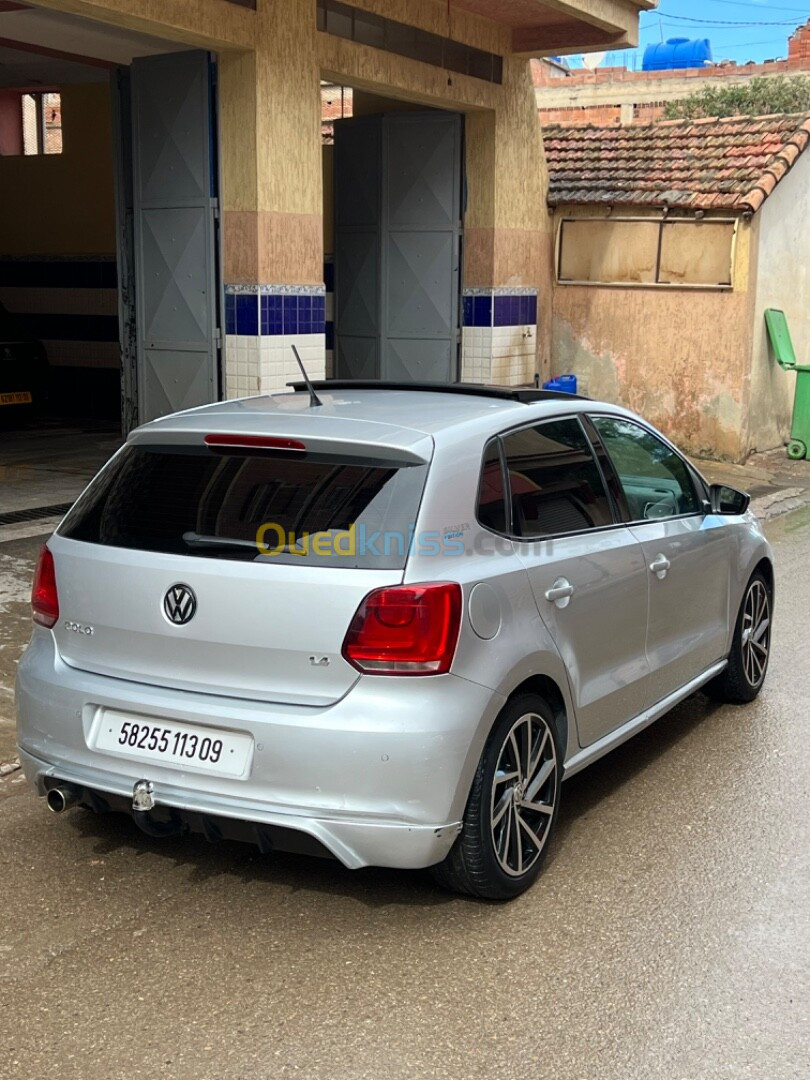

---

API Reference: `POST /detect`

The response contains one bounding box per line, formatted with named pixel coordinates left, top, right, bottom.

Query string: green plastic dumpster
left=764, top=308, right=810, bottom=461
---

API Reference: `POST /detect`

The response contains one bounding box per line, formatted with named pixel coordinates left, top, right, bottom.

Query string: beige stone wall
left=30, top=2, right=551, bottom=292
left=26, top=0, right=255, bottom=49
left=551, top=206, right=756, bottom=461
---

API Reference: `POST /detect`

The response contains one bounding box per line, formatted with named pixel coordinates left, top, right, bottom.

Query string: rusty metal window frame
left=555, top=215, right=739, bottom=291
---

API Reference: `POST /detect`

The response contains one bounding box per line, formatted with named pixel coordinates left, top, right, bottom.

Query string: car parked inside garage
left=0, top=301, right=49, bottom=422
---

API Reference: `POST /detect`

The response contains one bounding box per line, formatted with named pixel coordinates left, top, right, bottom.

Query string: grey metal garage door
left=131, top=50, right=220, bottom=422
left=334, top=112, right=462, bottom=382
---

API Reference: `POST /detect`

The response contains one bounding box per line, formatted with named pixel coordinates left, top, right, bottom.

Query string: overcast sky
left=568, top=0, right=810, bottom=69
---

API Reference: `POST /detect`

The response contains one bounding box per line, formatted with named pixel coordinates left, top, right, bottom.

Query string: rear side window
left=502, top=419, right=614, bottom=538
left=476, top=440, right=507, bottom=534
left=60, top=443, right=428, bottom=569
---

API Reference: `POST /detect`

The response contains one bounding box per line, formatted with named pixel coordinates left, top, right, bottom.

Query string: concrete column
left=219, top=0, right=325, bottom=398
left=461, top=57, right=552, bottom=386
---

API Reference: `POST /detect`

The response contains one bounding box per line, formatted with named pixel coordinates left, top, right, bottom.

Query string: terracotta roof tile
left=544, top=113, right=810, bottom=212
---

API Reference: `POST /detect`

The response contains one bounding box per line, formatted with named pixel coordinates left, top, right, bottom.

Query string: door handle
left=649, top=554, right=671, bottom=579
left=545, top=578, right=574, bottom=607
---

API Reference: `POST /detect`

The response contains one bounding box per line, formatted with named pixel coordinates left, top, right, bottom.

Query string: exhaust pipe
left=46, top=785, right=79, bottom=814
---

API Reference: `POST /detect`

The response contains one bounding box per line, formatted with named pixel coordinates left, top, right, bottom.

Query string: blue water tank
left=642, top=37, right=713, bottom=72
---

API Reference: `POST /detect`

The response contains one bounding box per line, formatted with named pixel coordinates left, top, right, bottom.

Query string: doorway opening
left=0, top=3, right=221, bottom=439
left=322, top=84, right=464, bottom=383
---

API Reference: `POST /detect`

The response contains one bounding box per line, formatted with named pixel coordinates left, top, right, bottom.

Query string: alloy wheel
left=741, top=580, right=770, bottom=689
left=490, top=712, right=558, bottom=877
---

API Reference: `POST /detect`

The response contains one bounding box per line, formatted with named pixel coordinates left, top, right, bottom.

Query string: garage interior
left=0, top=1, right=220, bottom=443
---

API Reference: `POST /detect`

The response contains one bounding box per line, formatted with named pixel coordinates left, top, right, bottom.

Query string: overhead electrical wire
left=641, top=13, right=807, bottom=27
left=687, top=0, right=810, bottom=11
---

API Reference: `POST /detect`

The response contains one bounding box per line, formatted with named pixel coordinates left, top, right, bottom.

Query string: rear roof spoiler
left=287, top=380, right=587, bottom=403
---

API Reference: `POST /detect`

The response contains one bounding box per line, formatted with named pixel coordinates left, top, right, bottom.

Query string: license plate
left=92, top=709, right=253, bottom=778
left=0, top=391, right=32, bottom=406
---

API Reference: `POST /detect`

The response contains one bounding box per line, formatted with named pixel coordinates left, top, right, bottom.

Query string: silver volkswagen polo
left=16, top=383, right=773, bottom=899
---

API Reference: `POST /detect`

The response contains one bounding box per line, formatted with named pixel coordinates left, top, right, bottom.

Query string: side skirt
left=562, top=659, right=728, bottom=780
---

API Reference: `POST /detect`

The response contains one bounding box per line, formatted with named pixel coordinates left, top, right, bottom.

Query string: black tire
left=431, top=694, right=562, bottom=900
left=705, top=571, right=772, bottom=704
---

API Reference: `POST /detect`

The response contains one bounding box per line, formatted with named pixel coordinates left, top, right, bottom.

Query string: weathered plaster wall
left=551, top=207, right=756, bottom=461
left=748, top=151, right=810, bottom=453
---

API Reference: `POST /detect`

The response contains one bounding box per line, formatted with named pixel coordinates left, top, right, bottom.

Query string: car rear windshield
left=59, top=442, right=429, bottom=570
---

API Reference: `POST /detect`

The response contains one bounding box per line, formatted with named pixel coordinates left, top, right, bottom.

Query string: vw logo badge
left=163, top=584, right=197, bottom=625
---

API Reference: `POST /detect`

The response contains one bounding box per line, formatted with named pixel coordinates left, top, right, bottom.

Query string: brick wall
left=535, top=20, right=810, bottom=128
left=789, top=20, right=810, bottom=62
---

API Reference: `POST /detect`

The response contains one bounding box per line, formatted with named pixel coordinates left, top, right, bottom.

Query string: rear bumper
left=16, top=631, right=504, bottom=870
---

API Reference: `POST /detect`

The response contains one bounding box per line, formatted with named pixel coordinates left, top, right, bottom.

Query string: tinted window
left=60, top=444, right=427, bottom=570
left=476, top=440, right=507, bottom=534
left=502, top=419, right=614, bottom=538
left=592, top=417, right=700, bottom=520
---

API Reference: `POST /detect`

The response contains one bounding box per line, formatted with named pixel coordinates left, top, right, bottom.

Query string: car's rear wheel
left=431, top=694, right=561, bottom=900
left=705, top=571, right=772, bottom=704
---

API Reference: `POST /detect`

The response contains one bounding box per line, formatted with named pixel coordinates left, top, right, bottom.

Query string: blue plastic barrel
left=543, top=375, right=578, bottom=395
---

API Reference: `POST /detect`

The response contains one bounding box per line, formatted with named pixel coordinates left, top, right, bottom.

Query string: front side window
left=502, top=419, right=614, bottom=538
left=591, top=417, right=700, bottom=521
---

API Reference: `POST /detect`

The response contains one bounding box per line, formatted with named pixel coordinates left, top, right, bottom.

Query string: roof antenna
left=291, top=344, right=323, bottom=408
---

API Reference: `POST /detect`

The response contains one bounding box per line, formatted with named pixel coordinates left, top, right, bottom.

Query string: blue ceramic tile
left=527, top=295, right=538, bottom=325
left=225, top=293, right=236, bottom=335
left=473, top=295, right=491, bottom=327
left=235, top=294, right=258, bottom=335
left=299, top=296, right=312, bottom=334
left=462, top=296, right=473, bottom=326
left=493, top=297, right=508, bottom=327
left=266, top=295, right=282, bottom=334
left=283, top=296, right=298, bottom=335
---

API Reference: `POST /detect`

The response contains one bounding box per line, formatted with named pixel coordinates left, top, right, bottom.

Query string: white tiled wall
left=224, top=334, right=326, bottom=398
left=461, top=325, right=537, bottom=386
left=259, top=334, right=326, bottom=393
left=224, top=335, right=260, bottom=399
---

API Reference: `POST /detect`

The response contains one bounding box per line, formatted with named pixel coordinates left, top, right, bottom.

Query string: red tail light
left=32, top=546, right=59, bottom=628
left=342, top=582, right=462, bottom=676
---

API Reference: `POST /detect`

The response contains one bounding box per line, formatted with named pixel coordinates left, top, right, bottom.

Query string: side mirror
left=709, top=484, right=750, bottom=516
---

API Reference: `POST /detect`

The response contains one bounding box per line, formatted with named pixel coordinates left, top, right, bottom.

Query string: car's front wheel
left=705, top=571, right=772, bottom=703
left=431, top=694, right=561, bottom=900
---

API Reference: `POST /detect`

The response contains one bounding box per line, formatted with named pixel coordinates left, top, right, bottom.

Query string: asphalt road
left=0, top=513, right=808, bottom=1080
